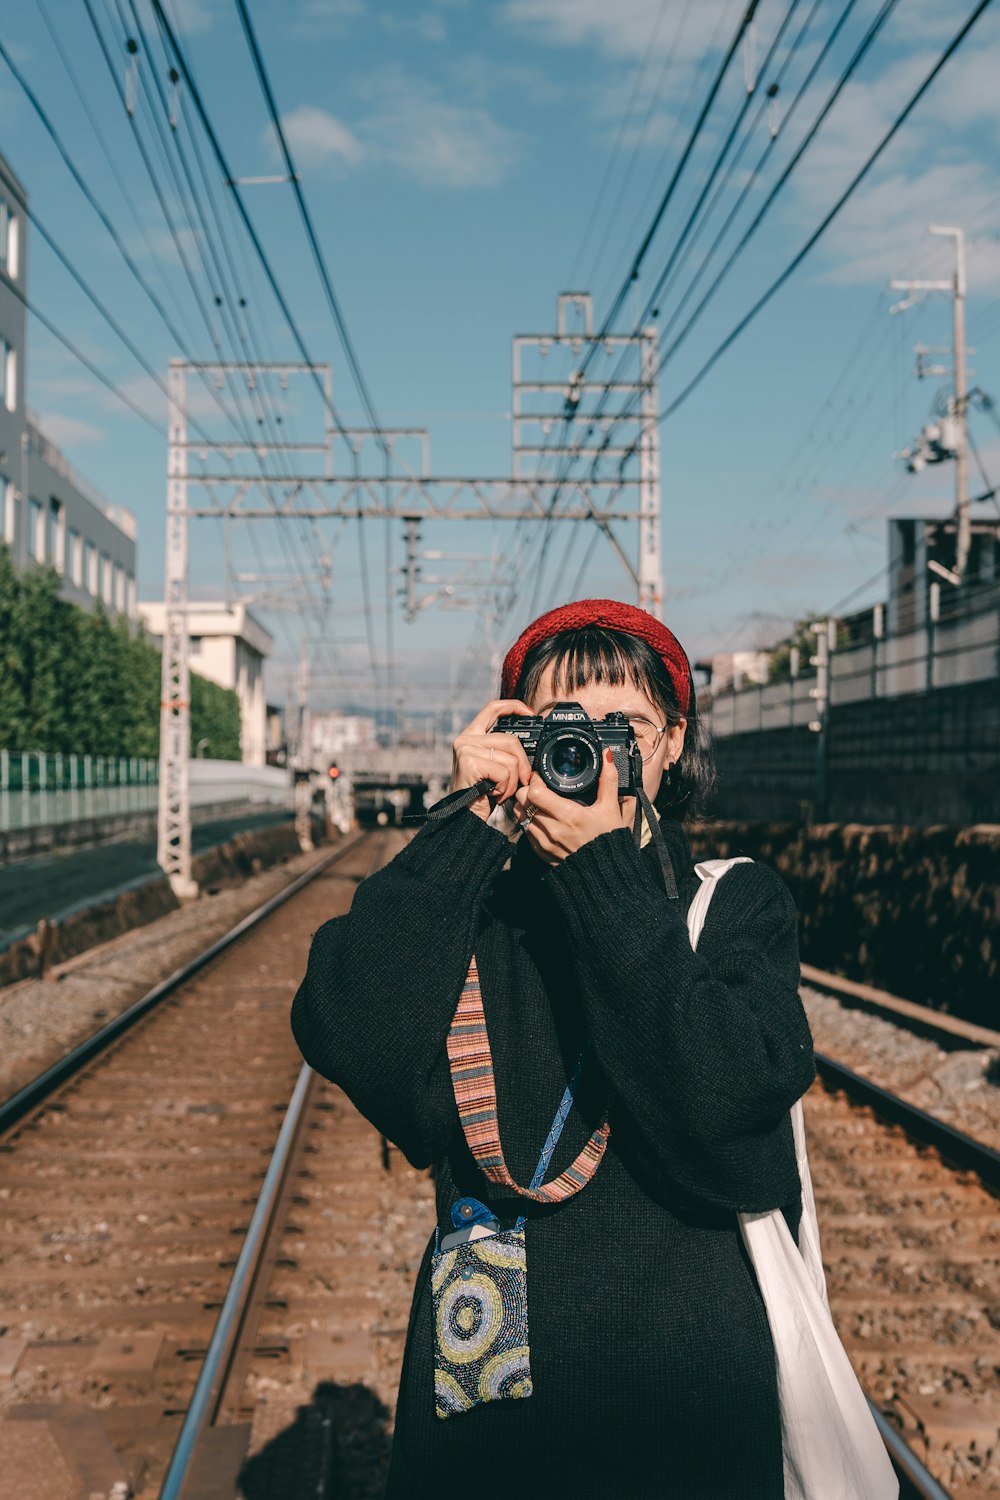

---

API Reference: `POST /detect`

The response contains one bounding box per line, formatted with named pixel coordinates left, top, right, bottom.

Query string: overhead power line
left=146, top=0, right=350, bottom=442
left=663, top=0, right=996, bottom=419
left=660, top=0, right=897, bottom=363
left=10, top=279, right=162, bottom=435
left=576, top=0, right=761, bottom=387
left=229, top=0, right=385, bottom=680
left=566, top=0, right=673, bottom=293
left=232, top=0, right=384, bottom=448
left=0, top=31, right=212, bottom=388
left=146, top=0, right=385, bottom=682
left=638, top=0, right=806, bottom=337
left=547, top=0, right=879, bottom=501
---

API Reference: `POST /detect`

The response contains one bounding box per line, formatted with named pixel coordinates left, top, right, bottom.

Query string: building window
left=29, top=498, right=44, bottom=561
left=84, top=539, right=97, bottom=595
left=47, top=499, right=65, bottom=574
left=0, top=200, right=17, bottom=280
left=0, top=340, right=15, bottom=413
left=126, top=574, right=136, bottom=617
left=101, top=552, right=113, bottom=605
left=900, top=520, right=916, bottom=568
left=69, top=528, right=83, bottom=586
left=113, top=562, right=126, bottom=612
left=1, top=477, right=13, bottom=547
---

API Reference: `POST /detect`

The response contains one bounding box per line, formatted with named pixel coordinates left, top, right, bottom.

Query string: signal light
left=327, top=763, right=340, bottom=780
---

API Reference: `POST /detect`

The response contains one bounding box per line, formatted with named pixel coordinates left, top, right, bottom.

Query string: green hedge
left=0, top=547, right=241, bottom=759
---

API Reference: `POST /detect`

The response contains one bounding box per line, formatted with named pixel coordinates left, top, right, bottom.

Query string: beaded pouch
left=431, top=1227, right=532, bottom=1419
left=431, top=959, right=609, bottom=1419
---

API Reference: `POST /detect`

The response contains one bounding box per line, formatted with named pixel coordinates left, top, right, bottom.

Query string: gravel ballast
left=0, top=843, right=335, bottom=1107
left=801, top=982, right=1000, bottom=1154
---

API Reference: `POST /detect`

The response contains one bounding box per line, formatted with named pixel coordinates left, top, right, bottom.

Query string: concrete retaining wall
left=0, top=799, right=284, bottom=865
left=708, top=676, right=1000, bottom=825
left=688, top=819, right=1000, bottom=1029
left=0, top=822, right=312, bottom=987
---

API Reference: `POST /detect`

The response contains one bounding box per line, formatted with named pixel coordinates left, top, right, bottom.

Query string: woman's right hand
left=451, top=699, right=534, bottom=822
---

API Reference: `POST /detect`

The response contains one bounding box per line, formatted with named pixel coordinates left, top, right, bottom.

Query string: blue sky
left=3, top=0, right=1000, bottom=714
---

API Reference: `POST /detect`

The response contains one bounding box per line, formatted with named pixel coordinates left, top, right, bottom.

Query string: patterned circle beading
left=435, top=1271, right=504, bottom=1365
left=478, top=1344, right=533, bottom=1402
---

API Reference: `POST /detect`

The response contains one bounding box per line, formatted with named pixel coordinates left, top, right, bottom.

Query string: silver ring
left=518, top=803, right=536, bottom=830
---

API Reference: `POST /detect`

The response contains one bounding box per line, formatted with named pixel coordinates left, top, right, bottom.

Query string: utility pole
left=939, top=224, right=970, bottom=581
left=807, top=619, right=833, bottom=822
left=639, top=325, right=662, bottom=617
left=157, top=361, right=197, bottom=900
left=293, top=645, right=313, bottom=853
left=891, top=224, right=970, bottom=580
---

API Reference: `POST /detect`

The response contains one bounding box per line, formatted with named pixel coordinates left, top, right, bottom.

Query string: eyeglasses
left=536, top=705, right=667, bottom=763
left=626, top=715, right=668, bottom=762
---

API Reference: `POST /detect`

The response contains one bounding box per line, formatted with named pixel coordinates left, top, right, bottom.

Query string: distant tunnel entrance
left=353, top=778, right=431, bottom=828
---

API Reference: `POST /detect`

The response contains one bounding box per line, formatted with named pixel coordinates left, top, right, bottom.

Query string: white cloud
left=32, top=412, right=104, bottom=448
left=276, top=105, right=364, bottom=169
left=381, top=10, right=448, bottom=43
left=265, top=72, right=518, bottom=188
left=292, top=0, right=365, bottom=36
left=129, top=221, right=203, bottom=270
left=766, top=22, right=1000, bottom=291
left=171, top=0, right=216, bottom=34
left=501, top=0, right=732, bottom=62
left=133, top=0, right=216, bottom=35
left=444, top=54, right=566, bottom=107
left=357, top=70, right=520, bottom=187
left=815, top=165, right=1000, bottom=292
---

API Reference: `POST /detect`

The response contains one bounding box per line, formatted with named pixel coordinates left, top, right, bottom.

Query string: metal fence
left=707, top=601, right=1000, bottom=738
left=0, top=752, right=293, bottom=834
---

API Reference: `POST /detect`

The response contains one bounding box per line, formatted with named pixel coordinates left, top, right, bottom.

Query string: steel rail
left=870, top=1403, right=954, bottom=1500
left=801, top=962, right=1000, bottom=1051
left=815, top=1050, right=1000, bottom=1192
left=818, top=1051, right=997, bottom=1498
left=158, top=832, right=390, bottom=1499
left=0, top=830, right=367, bottom=1136
left=159, top=1057, right=316, bottom=1500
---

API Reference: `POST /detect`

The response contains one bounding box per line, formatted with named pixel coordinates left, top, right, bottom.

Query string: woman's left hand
left=512, top=750, right=630, bottom=866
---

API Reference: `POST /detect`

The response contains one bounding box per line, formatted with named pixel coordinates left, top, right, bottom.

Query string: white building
left=139, top=602, right=273, bottom=767
left=0, top=151, right=137, bottom=616
left=310, top=711, right=377, bottom=763
left=702, top=650, right=770, bottom=692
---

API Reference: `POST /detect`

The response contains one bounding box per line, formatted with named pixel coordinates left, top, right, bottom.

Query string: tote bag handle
left=687, top=858, right=898, bottom=1500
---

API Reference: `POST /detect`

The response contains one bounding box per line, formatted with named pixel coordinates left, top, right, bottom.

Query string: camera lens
left=551, top=741, right=587, bottom=778
left=537, top=728, right=601, bottom=801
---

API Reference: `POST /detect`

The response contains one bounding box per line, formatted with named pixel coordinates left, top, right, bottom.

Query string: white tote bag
left=686, top=858, right=899, bottom=1500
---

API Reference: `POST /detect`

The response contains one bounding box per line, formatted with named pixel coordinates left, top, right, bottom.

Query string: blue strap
left=515, top=1048, right=588, bottom=1232
left=434, top=1050, right=591, bottom=1249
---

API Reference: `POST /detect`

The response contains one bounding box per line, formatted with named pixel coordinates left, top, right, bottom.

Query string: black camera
left=491, top=701, right=640, bottom=805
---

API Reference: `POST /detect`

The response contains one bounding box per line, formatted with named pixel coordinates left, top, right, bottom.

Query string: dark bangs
left=510, top=625, right=717, bottom=822
left=513, top=628, right=678, bottom=719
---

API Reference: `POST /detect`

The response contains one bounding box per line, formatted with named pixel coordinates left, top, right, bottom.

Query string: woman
left=291, top=598, right=816, bottom=1498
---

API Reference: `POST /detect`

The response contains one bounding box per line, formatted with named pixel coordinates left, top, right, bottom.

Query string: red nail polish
left=605, top=749, right=614, bottom=764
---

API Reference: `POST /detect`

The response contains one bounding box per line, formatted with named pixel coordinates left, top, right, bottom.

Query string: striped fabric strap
left=446, top=957, right=610, bottom=1204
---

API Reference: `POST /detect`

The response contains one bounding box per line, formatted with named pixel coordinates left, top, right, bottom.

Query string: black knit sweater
left=291, top=812, right=816, bottom=1499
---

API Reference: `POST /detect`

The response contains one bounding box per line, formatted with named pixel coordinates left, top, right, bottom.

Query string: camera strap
left=420, top=779, right=495, bottom=822
left=447, top=956, right=610, bottom=1204
left=633, top=779, right=678, bottom=902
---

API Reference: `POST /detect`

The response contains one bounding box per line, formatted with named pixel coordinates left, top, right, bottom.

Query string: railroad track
left=0, top=833, right=995, bottom=1498
left=802, top=966, right=1000, bottom=1499
left=0, top=829, right=434, bottom=1499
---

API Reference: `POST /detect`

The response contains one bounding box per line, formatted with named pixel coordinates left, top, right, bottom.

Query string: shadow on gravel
left=239, top=1380, right=393, bottom=1499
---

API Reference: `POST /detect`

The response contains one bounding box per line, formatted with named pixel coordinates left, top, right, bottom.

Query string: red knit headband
left=500, top=599, right=691, bottom=716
